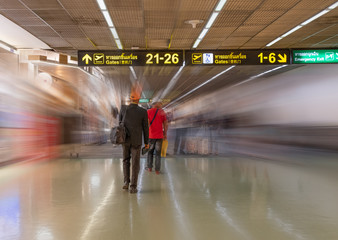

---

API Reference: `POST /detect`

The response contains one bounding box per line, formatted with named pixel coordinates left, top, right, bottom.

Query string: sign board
left=293, top=49, right=338, bottom=64
left=139, top=99, right=150, bottom=103
left=185, top=50, right=290, bottom=65
left=78, top=50, right=184, bottom=66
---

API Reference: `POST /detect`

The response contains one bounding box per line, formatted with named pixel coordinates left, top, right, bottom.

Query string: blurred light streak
left=80, top=180, right=115, bottom=240
left=165, top=65, right=235, bottom=109
left=231, top=65, right=288, bottom=88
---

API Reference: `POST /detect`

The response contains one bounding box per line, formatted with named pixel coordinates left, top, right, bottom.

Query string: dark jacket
left=120, top=104, right=149, bottom=147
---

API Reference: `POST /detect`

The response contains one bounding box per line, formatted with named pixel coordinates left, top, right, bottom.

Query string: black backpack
left=110, top=109, right=127, bottom=144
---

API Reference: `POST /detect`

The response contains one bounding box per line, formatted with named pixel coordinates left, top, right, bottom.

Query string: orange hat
left=130, top=83, right=142, bottom=100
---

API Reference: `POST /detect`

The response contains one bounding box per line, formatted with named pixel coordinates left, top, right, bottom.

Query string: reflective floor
left=1, top=153, right=338, bottom=240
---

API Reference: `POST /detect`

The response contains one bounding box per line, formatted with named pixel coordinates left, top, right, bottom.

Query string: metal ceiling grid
left=172, top=28, right=201, bottom=39
left=258, top=0, right=301, bottom=10
left=146, top=28, right=172, bottom=40
left=33, top=9, right=76, bottom=25
left=0, top=9, right=46, bottom=26
left=25, top=26, right=60, bottom=37
left=180, top=0, right=218, bottom=11
left=106, top=0, right=143, bottom=9
left=215, top=10, right=254, bottom=28
left=241, top=37, right=272, bottom=48
left=198, top=38, right=224, bottom=49
left=225, top=0, right=263, bottom=11
left=117, top=28, right=144, bottom=40
left=144, top=0, right=180, bottom=11
left=21, top=0, right=63, bottom=10
left=65, top=38, right=94, bottom=49
left=52, top=25, right=86, bottom=38
left=170, top=39, right=195, bottom=49
left=294, top=0, right=338, bottom=10
left=206, top=27, right=237, bottom=39
left=243, top=10, right=286, bottom=25
left=111, top=10, right=144, bottom=28
left=64, top=9, right=106, bottom=27
left=0, top=0, right=26, bottom=9
left=231, top=25, right=267, bottom=37
left=59, top=0, right=99, bottom=9
left=220, top=36, right=252, bottom=47
left=38, top=37, right=73, bottom=48
left=121, top=39, right=146, bottom=49
left=144, top=10, right=176, bottom=29
left=147, top=39, right=170, bottom=49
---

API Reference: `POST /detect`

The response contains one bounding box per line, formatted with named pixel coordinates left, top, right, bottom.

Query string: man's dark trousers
left=147, top=139, right=163, bottom=171
left=123, top=143, right=141, bottom=188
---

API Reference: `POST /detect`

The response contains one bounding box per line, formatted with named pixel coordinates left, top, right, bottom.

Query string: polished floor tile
left=1, top=154, right=338, bottom=240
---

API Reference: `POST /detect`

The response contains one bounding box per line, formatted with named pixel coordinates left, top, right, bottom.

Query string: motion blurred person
left=120, top=85, right=149, bottom=193
left=146, top=101, right=168, bottom=174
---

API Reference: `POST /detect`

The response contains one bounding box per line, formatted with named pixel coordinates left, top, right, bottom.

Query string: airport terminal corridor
left=1, top=148, right=338, bottom=240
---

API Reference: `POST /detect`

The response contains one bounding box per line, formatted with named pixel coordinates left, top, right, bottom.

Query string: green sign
left=139, top=99, right=150, bottom=103
left=293, top=49, right=338, bottom=64
left=78, top=50, right=184, bottom=66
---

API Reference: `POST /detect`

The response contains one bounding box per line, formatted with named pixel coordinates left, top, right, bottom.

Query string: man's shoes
left=122, top=183, right=129, bottom=190
left=145, top=167, right=152, bottom=172
left=155, top=171, right=160, bottom=175
left=129, top=187, right=138, bottom=194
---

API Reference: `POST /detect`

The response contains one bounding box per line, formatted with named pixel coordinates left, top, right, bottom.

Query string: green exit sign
left=139, top=99, right=150, bottom=103
left=293, top=49, right=338, bottom=64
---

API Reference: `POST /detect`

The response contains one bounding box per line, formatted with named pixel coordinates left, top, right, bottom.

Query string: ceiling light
left=185, top=20, right=204, bottom=28
left=266, top=3, right=337, bottom=47
left=115, top=39, right=123, bottom=49
left=280, top=25, right=302, bottom=38
left=0, top=41, right=18, bottom=54
left=193, top=39, right=202, bottom=48
left=110, top=28, right=119, bottom=39
left=266, top=37, right=282, bottom=47
left=198, top=29, right=209, bottom=40
left=96, top=0, right=107, bottom=10
left=215, top=0, right=228, bottom=12
left=102, top=11, right=114, bottom=27
left=328, top=2, right=338, bottom=9
left=205, top=12, right=219, bottom=29
left=300, top=10, right=329, bottom=26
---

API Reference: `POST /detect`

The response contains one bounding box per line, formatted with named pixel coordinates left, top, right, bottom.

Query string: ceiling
left=0, top=0, right=337, bottom=107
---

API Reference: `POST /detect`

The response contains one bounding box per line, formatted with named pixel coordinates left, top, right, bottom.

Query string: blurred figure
left=119, top=84, right=149, bottom=193
left=146, top=101, right=168, bottom=174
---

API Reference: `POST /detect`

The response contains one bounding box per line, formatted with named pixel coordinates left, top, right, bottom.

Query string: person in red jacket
left=146, top=101, right=168, bottom=174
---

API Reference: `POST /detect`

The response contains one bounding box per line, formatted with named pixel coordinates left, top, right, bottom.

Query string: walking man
left=146, top=101, right=168, bottom=174
left=120, top=86, right=149, bottom=193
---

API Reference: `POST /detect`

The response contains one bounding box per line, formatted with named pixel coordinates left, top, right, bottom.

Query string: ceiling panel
left=52, top=25, right=86, bottom=38
left=111, top=10, right=144, bottom=28
left=21, top=0, right=63, bottom=10
left=25, top=26, right=59, bottom=37
left=231, top=25, right=266, bottom=37
left=146, top=28, right=172, bottom=40
left=170, top=38, right=195, bottom=49
left=38, top=37, right=73, bottom=48
left=145, top=10, right=177, bottom=28
left=244, top=10, right=286, bottom=25
left=259, top=0, right=300, bottom=10
left=0, top=0, right=25, bottom=9
left=220, top=37, right=252, bottom=47
left=215, top=10, right=254, bottom=28
left=225, top=0, right=263, bottom=11
left=0, top=9, right=45, bottom=26
left=33, top=9, right=75, bottom=25
left=144, top=0, right=180, bottom=11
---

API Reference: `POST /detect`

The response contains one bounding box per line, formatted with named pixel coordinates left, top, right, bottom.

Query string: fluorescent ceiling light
left=205, top=12, right=219, bottom=29
left=266, top=3, right=337, bottom=47
left=281, top=25, right=302, bottom=38
left=102, top=11, right=114, bottom=27
left=96, top=0, right=107, bottom=10
left=328, top=2, right=338, bottom=9
left=215, top=0, right=228, bottom=12
left=0, top=42, right=18, bottom=54
left=110, top=28, right=119, bottom=39
left=115, top=39, right=123, bottom=49
left=301, top=10, right=329, bottom=26
left=193, top=39, right=202, bottom=48
left=165, top=66, right=235, bottom=108
left=266, top=37, right=282, bottom=47
left=198, top=28, right=209, bottom=40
